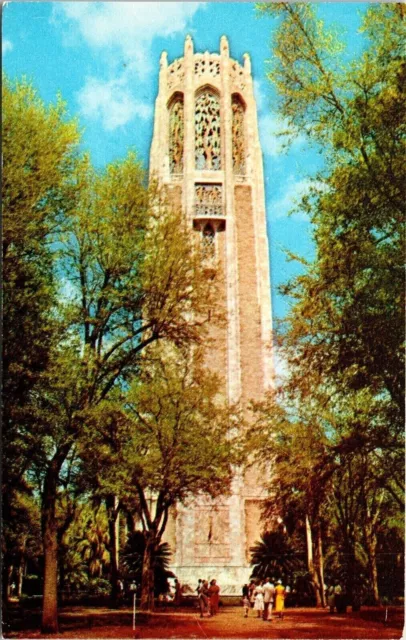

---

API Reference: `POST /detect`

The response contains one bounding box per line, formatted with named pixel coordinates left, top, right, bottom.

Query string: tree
left=122, top=531, right=173, bottom=598
left=259, top=2, right=404, bottom=410
left=247, top=392, right=332, bottom=606
left=250, top=530, right=306, bottom=586
left=4, top=71, right=220, bottom=632
left=79, top=344, right=238, bottom=610
left=255, top=2, right=404, bottom=605
left=38, top=154, right=219, bottom=631
left=2, top=75, right=80, bottom=609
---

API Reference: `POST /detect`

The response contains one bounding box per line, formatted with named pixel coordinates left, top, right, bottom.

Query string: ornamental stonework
left=194, top=55, right=220, bottom=78
left=195, top=91, right=221, bottom=170
left=169, top=96, right=184, bottom=174
left=195, top=183, right=222, bottom=216
left=232, top=95, right=245, bottom=175
left=167, top=58, right=184, bottom=91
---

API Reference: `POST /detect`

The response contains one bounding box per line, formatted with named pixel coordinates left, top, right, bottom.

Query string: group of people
left=196, top=579, right=220, bottom=617
left=242, top=578, right=288, bottom=620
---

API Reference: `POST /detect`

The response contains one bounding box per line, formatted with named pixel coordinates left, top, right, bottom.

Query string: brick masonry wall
left=235, top=185, right=264, bottom=404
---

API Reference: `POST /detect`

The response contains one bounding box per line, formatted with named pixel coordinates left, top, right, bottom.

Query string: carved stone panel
left=194, top=55, right=220, bottom=78
left=169, top=96, right=184, bottom=174
left=232, top=95, right=245, bottom=175
left=168, top=58, right=184, bottom=91
left=195, top=91, right=221, bottom=170
left=195, top=183, right=223, bottom=217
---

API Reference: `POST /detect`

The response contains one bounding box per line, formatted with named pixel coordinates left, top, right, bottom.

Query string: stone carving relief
left=232, top=95, right=245, bottom=175
left=194, top=508, right=231, bottom=562
left=194, top=55, right=220, bottom=78
left=167, top=59, right=184, bottom=90
left=169, top=96, right=184, bottom=174
left=195, top=183, right=223, bottom=217
left=195, top=90, right=221, bottom=170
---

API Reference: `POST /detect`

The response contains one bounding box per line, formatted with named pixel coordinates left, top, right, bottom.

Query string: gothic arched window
left=202, top=223, right=215, bottom=258
left=169, top=94, right=184, bottom=174
left=232, top=94, right=245, bottom=174
left=195, top=89, right=221, bottom=170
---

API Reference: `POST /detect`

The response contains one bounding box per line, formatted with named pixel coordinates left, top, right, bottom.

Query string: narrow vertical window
left=202, top=223, right=215, bottom=258
left=232, top=95, right=245, bottom=175
left=169, top=95, right=184, bottom=174
left=195, top=90, right=221, bottom=170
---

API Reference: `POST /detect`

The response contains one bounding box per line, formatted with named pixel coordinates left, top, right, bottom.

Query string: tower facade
left=149, top=35, right=274, bottom=594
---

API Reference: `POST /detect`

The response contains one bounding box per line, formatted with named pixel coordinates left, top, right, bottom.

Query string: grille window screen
left=195, top=184, right=222, bottom=217
left=195, top=91, right=221, bottom=170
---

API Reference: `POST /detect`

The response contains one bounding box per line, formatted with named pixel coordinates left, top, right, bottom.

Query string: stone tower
left=149, top=35, right=274, bottom=594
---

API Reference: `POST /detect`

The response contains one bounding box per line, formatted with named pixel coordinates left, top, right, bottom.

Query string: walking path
left=5, top=605, right=403, bottom=639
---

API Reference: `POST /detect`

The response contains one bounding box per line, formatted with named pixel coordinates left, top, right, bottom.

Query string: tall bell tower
left=149, top=35, right=274, bottom=594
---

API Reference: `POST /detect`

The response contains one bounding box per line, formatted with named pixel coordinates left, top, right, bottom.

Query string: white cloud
left=269, top=176, right=328, bottom=221
left=253, top=78, right=269, bottom=113
left=52, top=2, right=204, bottom=130
left=2, top=39, right=13, bottom=55
left=259, top=114, right=287, bottom=157
left=77, top=77, right=152, bottom=131
left=259, top=113, right=307, bottom=158
left=254, top=80, right=307, bottom=158
left=54, top=2, right=205, bottom=72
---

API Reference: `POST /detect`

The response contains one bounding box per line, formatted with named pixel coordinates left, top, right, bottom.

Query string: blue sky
left=3, top=2, right=369, bottom=322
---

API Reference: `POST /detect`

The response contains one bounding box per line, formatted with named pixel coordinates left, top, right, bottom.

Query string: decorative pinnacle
left=220, top=35, right=229, bottom=55
left=184, top=34, right=194, bottom=55
left=243, top=52, right=251, bottom=73
left=160, top=51, right=168, bottom=68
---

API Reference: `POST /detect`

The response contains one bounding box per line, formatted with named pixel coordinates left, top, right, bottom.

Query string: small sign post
left=130, top=582, right=137, bottom=632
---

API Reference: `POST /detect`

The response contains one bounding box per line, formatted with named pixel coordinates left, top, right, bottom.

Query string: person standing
left=242, top=593, right=250, bottom=617
left=274, top=580, right=286, bottom=619
left=263, top=577, right=275, bottom=621
left=198, top=580, right=210, bottom=618
left=174, top=578, right=182, bottom=606
left=248, top=580, right=256, bottom=608
left=327, top=584, right=335, bottom=613
left=253, top=582, right=264, bottom=618
left=208, top=579, right=220, bottom=616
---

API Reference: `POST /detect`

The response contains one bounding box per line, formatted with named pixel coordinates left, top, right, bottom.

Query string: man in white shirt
left=262, top=577, right=275, bottom=621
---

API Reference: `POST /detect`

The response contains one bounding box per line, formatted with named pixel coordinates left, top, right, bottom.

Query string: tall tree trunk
left=41, top=445, right=71, bottom=633
left=140, top=534, right=157, bottom=611
left=58, top=548, right=66, bottom=606
left=2, top=557, right=12, bottom=605
left=365, top=535, right=380, bottom=605
left=17, top=559, right=25, bottom=598
left=106, top=495, right=121, bottom=609
left=315, top=525, right=326, bottom=607
left=343, top=532, right=356, bottom=606
left=42, top=473, right=60, bottom=633
left=305, top=514, right=322, bottom=607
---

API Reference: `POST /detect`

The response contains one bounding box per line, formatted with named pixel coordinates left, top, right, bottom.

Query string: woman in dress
left=208, top=579, right=220, bottom=616
left=253, top=582, right=265, bottom=619
left=274, top=580, right=286, bottom=619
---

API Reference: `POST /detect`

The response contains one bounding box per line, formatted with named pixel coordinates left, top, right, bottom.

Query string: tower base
left=170, top=564, right=252, bottom=596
